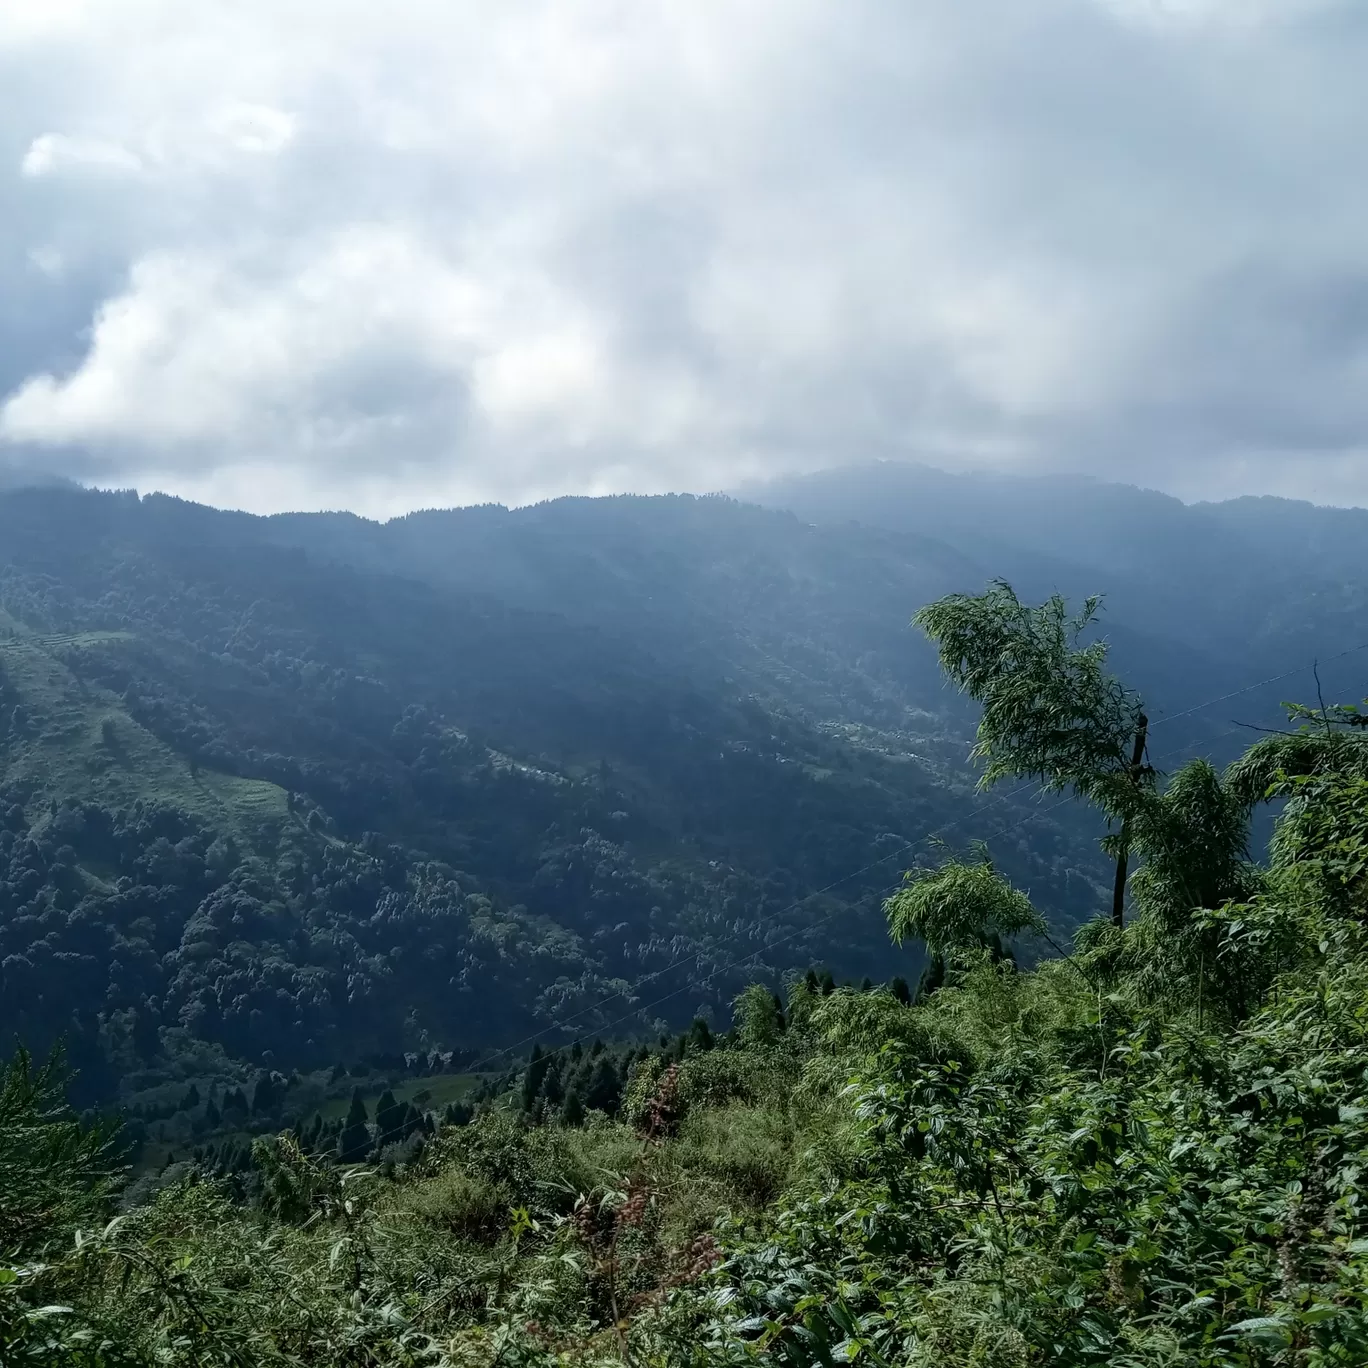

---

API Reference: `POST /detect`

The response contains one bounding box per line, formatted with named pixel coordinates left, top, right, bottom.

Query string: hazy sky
left=2, top=0, right=1367, bottom=516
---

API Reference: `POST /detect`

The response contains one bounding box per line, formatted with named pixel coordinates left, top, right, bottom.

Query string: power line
left=1147, top=640, right=1368, bottom=729
left=511, top=717, right=1268, bottom=1066
left=447, top=686, right=1323, bottom=1083
left=439, top=773, right=1046, bottom=1081
left=449, top=622, right=1368, bottom=1078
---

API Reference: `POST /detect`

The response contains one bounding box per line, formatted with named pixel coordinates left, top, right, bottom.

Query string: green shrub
left=400, top=1164, right=510, bottom=1241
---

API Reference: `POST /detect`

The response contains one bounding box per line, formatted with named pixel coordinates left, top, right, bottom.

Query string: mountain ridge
left=2, top=466, right=1365, bottom=1107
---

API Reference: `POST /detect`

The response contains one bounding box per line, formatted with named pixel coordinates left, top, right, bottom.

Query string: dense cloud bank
left=3, top=1, right=1367, bottom=514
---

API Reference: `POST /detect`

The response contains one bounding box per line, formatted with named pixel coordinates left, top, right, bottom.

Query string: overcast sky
left=2, top=1, right=1366, bottom=516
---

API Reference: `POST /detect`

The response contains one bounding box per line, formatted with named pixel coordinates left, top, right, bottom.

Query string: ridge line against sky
left=11, top=460, right=1365, bottom=526
left=2, top=0, right=1367, bottom=519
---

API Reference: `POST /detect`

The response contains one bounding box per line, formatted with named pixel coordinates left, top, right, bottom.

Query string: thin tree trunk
left=1111, top=713, right=1148, bottom=929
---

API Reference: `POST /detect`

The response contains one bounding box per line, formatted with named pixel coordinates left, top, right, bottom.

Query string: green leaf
left=1300, top=1304, right=1341, bottom=1325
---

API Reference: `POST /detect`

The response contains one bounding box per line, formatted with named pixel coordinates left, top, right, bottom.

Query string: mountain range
left=2, top=462, right=1365, bottom=1105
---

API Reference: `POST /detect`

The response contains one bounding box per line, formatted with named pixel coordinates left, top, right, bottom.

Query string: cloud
left=21, top=133, right=143, bottom=177
left=2, top=0, right=1367, bottom=513
left=208, top=103, right=296, bottom=156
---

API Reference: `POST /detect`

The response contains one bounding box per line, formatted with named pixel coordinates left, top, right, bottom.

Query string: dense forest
left=4, top=560, right=1368, bottom=1364
left=0, top=468, right=1365, bottom=1127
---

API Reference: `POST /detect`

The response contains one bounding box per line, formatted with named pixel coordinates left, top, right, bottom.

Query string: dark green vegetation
left=4, top=471, right=1366, bottom=1118
left=5, top=569, right=1368, bottom=1364
left=0, top=482, right=1112, bottom=1106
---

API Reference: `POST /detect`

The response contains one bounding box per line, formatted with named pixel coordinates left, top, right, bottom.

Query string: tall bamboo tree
left=915, top=580, right=1152, bottom=926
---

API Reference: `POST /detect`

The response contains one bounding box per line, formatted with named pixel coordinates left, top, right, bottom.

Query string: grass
left=311, top=1073, right=484, bottom=1123
left=127, top=1072, right=489, bottom=1177
left=0, top=608, right=288, bottom=851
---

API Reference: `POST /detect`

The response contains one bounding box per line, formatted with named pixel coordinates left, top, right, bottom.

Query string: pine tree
left=542, top=1056, right=565, bottom=1105
left=374, top=1089, right=404, bottom=1146
left=915, top=953, right=947, bottom=1002
left=560, top=1088, right=585, bottom=1127
left=337, top=1088, right=371, bottom=1163
left=584, top=1056, right=621, bottom=1114
left=521, top=1045, right=551, bottom=1111
left=251, top=1073, right=279, bottom=1116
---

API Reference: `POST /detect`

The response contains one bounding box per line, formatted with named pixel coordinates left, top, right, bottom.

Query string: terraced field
left=0, top=610, right=288, bottom=847
left=2, top=629, right=137, bottom=652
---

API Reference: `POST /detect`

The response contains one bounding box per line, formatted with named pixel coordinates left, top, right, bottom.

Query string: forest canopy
left=4, top=555, right=1368, bottom=1364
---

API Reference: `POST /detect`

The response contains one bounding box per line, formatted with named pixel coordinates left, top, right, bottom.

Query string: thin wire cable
left=489, top=635, right=1365, bottom=1063
left=528, top=717, right=1265, bottom=1059
left=440, top=772, right=1048, bottom=1077
left=1146, top=640, right=1368, bottom=729
left=457, top=785, right=1084, bottom=1082
left=447, top=657, right=1366, bottom=1080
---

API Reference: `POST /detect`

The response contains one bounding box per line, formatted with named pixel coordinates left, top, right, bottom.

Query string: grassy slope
left=0, top=607, right=288, bottom=848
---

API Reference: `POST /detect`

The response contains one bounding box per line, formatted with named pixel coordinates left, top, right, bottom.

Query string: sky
left=2, top=0, right=1367, bottom=517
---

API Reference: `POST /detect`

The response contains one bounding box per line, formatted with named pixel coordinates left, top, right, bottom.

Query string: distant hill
left=739, top=461, right=1368, bottom=674
left=2, top=469, right=1365, bottom=1105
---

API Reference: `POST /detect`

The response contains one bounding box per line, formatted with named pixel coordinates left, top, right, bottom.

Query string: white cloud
left=208, top=103, right=295, bottom=155
left=1095, top=0, right=1337, bottom=30
left=26, top=246, right=64, bottom=276
left=22, top=132, right=142, bottom=177
left=2, top=0, right=1368, bottom=512
left=2, top=232, right=469, bottom=451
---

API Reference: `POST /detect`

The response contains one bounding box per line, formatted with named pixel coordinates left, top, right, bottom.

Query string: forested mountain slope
left=744, top=462, right=1368, bottom=682
left=7, top=568, right=1368, bottom=1366
left=0, top=473, right=1364, bottom=1108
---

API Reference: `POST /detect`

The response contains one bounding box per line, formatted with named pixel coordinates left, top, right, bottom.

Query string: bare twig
left=1314, top=661, right=1332, bottom=737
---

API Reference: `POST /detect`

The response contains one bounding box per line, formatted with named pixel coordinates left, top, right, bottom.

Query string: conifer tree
left=541, top=1055, right=565, bottom=1105
left=337, top=1088, right=370, bottom=1163
left=251, top=1073, right=279, bottom=1116
left=584, top=1056, right=621, bottom=1114
left=374, top=1089, right=404, bottom=1146
left=521, top=1044, right=551, bottom=1111
left=560, top=1088, right=585, bottom=1127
